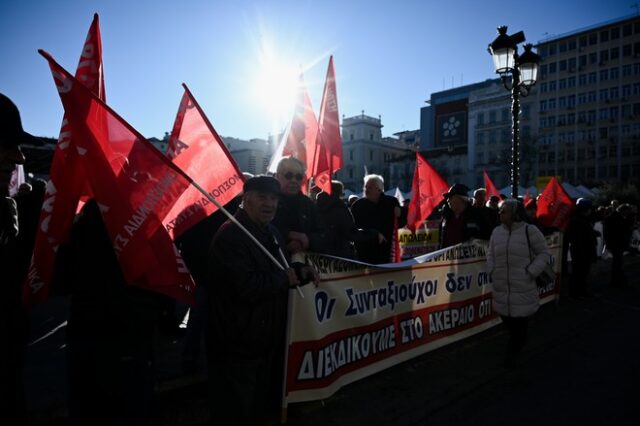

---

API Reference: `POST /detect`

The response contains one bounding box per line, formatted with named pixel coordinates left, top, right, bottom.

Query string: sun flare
left=252, top=46, right=299, bottom=132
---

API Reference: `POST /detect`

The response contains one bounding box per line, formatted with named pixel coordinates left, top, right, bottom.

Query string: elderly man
left=351, top=174, right=400, bottom=264
left=1, top=93, right=38, bottom=425
left=272, top=156, right=326, bottom=261
left=207, top=175, right=314, bottom=425
left=439, top=183, right=491, bottom=249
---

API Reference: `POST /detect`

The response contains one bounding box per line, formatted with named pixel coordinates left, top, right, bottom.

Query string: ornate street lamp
left=488, top=26, right=540, bottom=198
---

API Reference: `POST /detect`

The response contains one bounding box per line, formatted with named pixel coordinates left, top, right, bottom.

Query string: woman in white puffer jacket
left=487, top=199, right=550, bottom=367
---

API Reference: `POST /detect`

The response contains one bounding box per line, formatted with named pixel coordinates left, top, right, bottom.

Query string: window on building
left=350, top=133, right=354, bottom=141
left=578, top=93, right=587, bottom=105
left=549, top=62, right=557, bottom=73
left=558, top=97, right=567, bottom=109
left=589, top=33, right=598, bottom=45
left=622, top=104, right=632, bottom=117
left=548, top=98, right=556, bottom=109
left=567, top=113, right=576, bottom=125
left=623, top=64, right=632, bottom=76
left=559, top=60, right=567, bottom=72
left=559, top=78, right=567, bottom=90
left=549, top=44, right=557, bottom=55
left=622, top=84, right=631, bottom=97
left=588, top=72, right=597, bottom=84
left=609, top=67, right=619, bottom=80
left=599, top=127, right=608, bottom=139
left=567, top=76, right=576, bottom=88
left=578, top=111, right=587, bottom=122
left=489, top=110, right=496, bottom=123
left=349, top=150, right=354, bottom=161
left=579, top=35, right=588, bottom=47
left=579, top=55, right=587, bottom=67
left=540, top=64, right=548, bottom=76
left=548, top=116, right=556, bottom=127
left=587, top=110, right=597, bottom=123
left=610, top=87, right=619, bottom=99
left=634, top=62, right=640, bottom=75
left=623, top=44, right=632, bottom=57
left=599, top=89, right=609, bottom=101
left=549, top=80, right=557, bottom=91
left=634, top=83, right=640, bottom=96
left=600, top=30, right=609, bottom=42
left=599, top=108, right=609, bottom=120
left=567, top=95, right=576, bottom=107
left=610, top=106, right=619, bottom=119
left=589, top=52, right=598, bottom=64
left=477, top=132, right=485, bottom=145
left=578, top=74, right=587, bottom=86
left=349, top=168, right=353, bottom=179
left=559, top=42, right=567, bottom=53
left=369, top=133, right=373, bottom=141
left=611, top=47, right=620, bottom=60
left=611, top=27, right=620, bottom=40
left=370, top=150, right=374, bottom=161
left=568, top=39, right=577, bottom=50
left=634, top=42, right=640, bottom=56
left=540, top=82, right=548, bottom=93
left=600, top=69, right=608, bottom=81
left=568, top=58, right=577, bottom=70
left=600, top=50, right=609, bottom=63
left=587, top=92, right=596, bottom=103
left=623, top=24, right=632, bottom=37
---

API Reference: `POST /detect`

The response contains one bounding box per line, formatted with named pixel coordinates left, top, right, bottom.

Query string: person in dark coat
left=566, top=198, right=599, bottom=298
left=272, top=157, right=327, bottom=261
left=53, top=200, right=165, bottom=426
left=206, top=176, right=315, bottom=425
left=439, top=183, right=491, bottom=249
left=0, top=93, right=40, bottom=425
left=604, top=203, right=634, bottom=287
left=316, top=180, right=378, bottom=259
left=351, top=174, right=400, bottom=264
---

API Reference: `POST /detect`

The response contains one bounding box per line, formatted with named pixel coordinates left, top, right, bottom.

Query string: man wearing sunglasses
left=272, top=157, right=327, bottom=263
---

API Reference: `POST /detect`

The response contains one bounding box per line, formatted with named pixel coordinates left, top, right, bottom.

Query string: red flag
left=483, top=170, right=500, bottom=199
left=536, top=177, right=574, bottom=231
left=25, top=14, right=105, bottom=305
left=313, top=56, right=342, bottom=194
left=406, top=153, right=449, bottom=231
left=40, top=50, right=195, bottom=303
left=283, top=74, right=318, bottom=169
left=523, top=190, right=533, bottom=206
left=163, top=84, right=244, bottom=238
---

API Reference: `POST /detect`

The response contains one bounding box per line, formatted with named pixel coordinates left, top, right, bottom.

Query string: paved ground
left=27, top=255, right=640, bottom=425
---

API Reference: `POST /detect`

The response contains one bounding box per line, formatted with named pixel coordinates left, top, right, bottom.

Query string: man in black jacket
left=207, top=176, right=313, bottom=425
left=439, top=183, right=491, bottom=249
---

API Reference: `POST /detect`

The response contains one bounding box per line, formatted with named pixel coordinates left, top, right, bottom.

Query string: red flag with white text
left=406, top=153, right=449, bottom=231
left=40, top=50, right=195, bottom=303
left=536, top=177, right=574, bottom=231
left=163, top=85, right=244, bottom=238
left=25, top=14, right=105, bottom=305
left=313, top=56, right=342, bottom=194
left=483, top=170, right=500, bottom=199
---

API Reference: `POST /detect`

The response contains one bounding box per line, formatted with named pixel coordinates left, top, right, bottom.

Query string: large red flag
left=40, top=50, right=195, bottom=303
left=313, top=56, right=342, bottom=194
left=536, top=177, right=574, bottom=231
left=268, top=74, right=319, bottom=193
left=25, top=14, right=105, bottom=305
left=163, top=84, right=244, bottom=238
left=406, top=153, right=449, bottom=231
left=483, top=170, right=500, bottom=199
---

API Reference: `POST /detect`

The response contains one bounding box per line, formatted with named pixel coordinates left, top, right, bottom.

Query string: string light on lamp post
left=488, top=26, right=540, bottom=198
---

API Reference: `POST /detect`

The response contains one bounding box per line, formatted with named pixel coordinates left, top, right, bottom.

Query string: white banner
left=284, top=233, right=562, bottom=403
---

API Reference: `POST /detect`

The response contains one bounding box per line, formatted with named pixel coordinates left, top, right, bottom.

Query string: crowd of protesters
left=2, top=91, right=639, bottom=425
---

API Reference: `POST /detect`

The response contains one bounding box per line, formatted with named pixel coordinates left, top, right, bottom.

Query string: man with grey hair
left=351, top=174, right=400, bottom=264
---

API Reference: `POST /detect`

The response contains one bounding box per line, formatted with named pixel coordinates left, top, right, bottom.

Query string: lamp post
left=488, top=26, right=540, bottom=198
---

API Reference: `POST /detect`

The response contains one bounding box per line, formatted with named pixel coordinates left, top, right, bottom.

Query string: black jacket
left=207, top=209, right=289, bottom=360
left=272, top=192, right=327, bottom=253
left=439, top=203, right=491, bottom=249
left=566, top=212, right=598, bottom=263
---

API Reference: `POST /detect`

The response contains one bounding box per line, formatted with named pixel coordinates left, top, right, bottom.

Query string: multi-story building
left=468, top=81, right=534, bottom=189
left=336, top=113, right=415, bottom=192
left=223, top=136, right=272, bottom=175
left=534, top=14, right=640, bottom=185
left=420, top=80, right=499, bottom=187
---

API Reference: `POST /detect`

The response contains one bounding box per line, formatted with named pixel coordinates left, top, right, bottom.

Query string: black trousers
left=570, top=258, right=592, bottom=297
left=500, top=315, right=529, bottom=362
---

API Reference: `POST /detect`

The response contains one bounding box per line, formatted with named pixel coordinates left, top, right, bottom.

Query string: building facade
left=336, top=113, right=415, bottom=192
left=533, top=14, right=640, bottom=185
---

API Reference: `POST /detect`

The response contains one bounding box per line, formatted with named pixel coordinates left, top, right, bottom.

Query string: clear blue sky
left=0, top=0, right=633, bottom=141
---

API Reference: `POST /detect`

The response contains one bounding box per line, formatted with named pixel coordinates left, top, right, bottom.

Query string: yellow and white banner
left=284, top=233, right=562, bottom=404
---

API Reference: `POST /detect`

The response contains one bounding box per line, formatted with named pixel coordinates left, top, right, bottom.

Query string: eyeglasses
left=283, top=172, right=304, bottom=181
